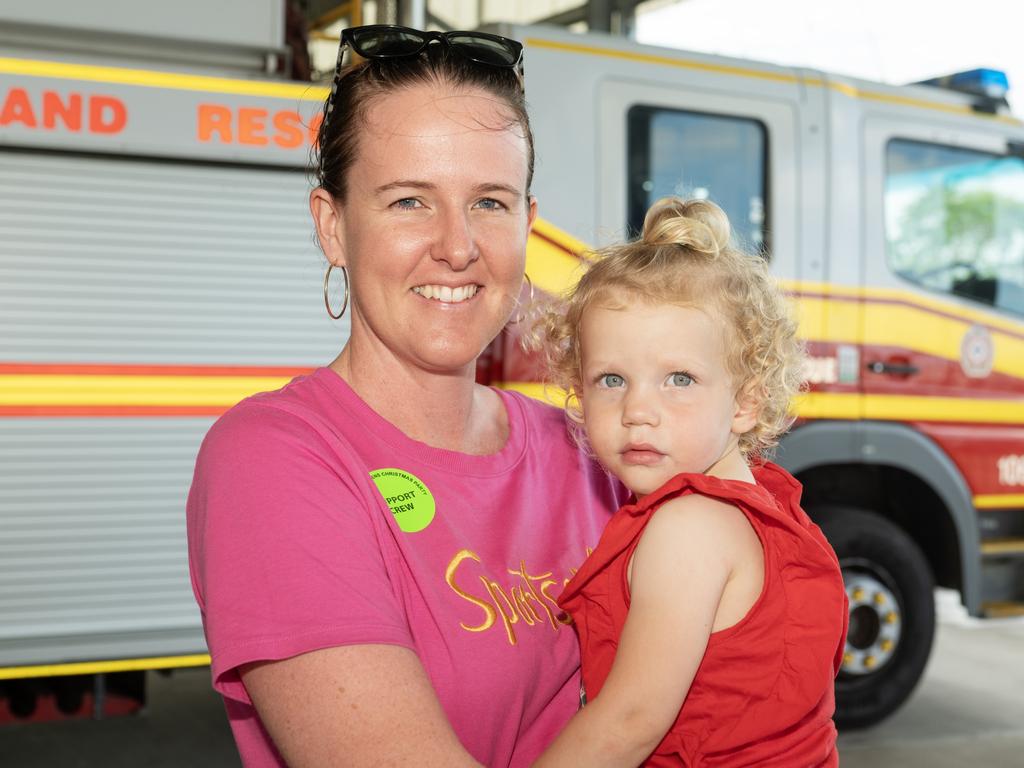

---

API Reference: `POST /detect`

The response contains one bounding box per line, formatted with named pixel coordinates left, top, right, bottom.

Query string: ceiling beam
left=308, top=1, right=361, bottom=31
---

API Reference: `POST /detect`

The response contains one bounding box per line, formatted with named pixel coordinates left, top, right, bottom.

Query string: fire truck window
left=627, top=106, right=767, bottom=255
left=886, top=139, right=1024, bottom=317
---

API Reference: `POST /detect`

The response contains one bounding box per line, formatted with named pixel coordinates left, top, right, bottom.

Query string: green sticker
left=370, top=468, right=436, bottom=533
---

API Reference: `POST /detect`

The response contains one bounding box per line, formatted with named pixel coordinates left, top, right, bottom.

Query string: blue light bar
left=917, top=68, right=1010, bottom=100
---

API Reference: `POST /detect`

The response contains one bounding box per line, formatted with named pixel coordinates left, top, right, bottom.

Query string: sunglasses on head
left=341, top=25, right=523, bottom=70
left=323, top=25, right=524, bottom=129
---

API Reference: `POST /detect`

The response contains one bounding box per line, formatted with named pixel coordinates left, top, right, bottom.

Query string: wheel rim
left=840, top=564, right=903, bottom=676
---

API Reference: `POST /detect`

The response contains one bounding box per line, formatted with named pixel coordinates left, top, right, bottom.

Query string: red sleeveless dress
left=558, top=462, right=848, bottom=767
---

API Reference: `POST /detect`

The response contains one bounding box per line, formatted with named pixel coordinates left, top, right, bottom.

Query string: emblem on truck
left=960, top=324, right=994, bottom=378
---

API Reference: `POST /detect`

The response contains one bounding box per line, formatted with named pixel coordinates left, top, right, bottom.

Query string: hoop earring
left=507, top=273, right=534, bottom=325
left=324, top=264, right=350, bottom=319
left=564, top=389, right=584, bottom=423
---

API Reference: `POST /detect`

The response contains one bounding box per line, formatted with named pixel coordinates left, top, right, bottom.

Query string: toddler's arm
left=534, top=494, right=753, bottom=768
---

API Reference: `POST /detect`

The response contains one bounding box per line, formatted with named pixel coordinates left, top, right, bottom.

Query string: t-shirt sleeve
left=186, top=401, right=413, bottom=704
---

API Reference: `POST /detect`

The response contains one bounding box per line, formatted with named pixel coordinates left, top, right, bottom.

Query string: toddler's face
left=578, top=301, right=756, bottom=496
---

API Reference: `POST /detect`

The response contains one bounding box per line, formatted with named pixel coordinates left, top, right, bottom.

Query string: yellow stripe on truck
left=791, top=391, right=863, bottom=420
left=784, top=280, right=1024, bottom=336
left=975, top=494, right=1024, bottom=509
left=531, top=218, right=591, bottom=259
left=0, top=374, right=290, bottom=407
left=0, top=654, right=211, bottom=680
left=527, top=38, right=804, bottom=85
left=0, top=56, right=329, bottom=100
left=499, top=381, right=565, bottom=406
left=860, top=393, right=1024, bottom=424
left=526, top=219, right=592, bottom=298
left=790, top=295, right=861, bottom=343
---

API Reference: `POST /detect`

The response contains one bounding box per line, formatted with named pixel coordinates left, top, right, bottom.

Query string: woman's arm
left=534, top=494, right=751, bottom=768
left=242, top=644, right=483, bottom=768
left=190, top=404, right=480, bottom=766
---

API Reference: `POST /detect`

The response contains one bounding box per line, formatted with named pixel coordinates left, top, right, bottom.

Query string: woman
left=186, top=26, right=622, bottom=767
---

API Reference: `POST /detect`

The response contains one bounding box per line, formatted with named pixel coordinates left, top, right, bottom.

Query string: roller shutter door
left=0, top=150, right=345, bottom=666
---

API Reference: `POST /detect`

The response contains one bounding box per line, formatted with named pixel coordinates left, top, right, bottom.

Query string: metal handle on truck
left=866, top=361, right=920, bottom=376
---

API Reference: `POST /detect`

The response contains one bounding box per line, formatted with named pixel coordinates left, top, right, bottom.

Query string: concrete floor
left=0, top=668, right=241, bottom=768
left=2, top=592, right=1022, bottom=767
left=838, top=592, right=1024, bottom=768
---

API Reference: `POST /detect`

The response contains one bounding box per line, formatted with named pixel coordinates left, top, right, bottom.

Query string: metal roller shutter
left=0, top=150, right=346, bottom=666
left=0, top=150, right=344, bottom=365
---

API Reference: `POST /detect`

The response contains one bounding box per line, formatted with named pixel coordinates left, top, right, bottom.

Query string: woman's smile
left=411, top=283, right=481, bottom=303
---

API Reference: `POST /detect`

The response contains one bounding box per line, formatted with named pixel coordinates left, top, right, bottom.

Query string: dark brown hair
left=315, top=45, right=535, bottom=201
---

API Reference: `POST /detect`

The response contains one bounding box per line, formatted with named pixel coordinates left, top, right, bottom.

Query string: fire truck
left=495, top=25, right=1024, bottom=729
left=2, top=9, right=1023, bottom=730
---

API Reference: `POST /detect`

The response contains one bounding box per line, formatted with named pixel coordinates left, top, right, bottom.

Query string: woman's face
left=321, top=80, right=536, bottom=375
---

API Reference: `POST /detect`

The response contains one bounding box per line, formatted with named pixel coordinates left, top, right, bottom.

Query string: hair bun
left=640, top=197, right=731, bottom=256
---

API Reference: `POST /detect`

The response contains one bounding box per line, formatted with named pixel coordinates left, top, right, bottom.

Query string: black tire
left=812, top=505, right=935, bottom=730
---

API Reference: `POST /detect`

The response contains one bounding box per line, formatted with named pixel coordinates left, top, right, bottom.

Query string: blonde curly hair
left=536, top=197, right=805, bottom=461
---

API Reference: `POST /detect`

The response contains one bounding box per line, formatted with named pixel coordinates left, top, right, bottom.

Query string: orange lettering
left=238, top=108, right=269, bottom=145
left=43, top=91, right=82, bottom=131
left=1, top=88, right=37, bottom=127
left=197, top=104, right=233, bottom=143
left=89, top=96, right=126, bottom=134
left=445, top=550, right=496, bottom=633
left=482, top=578, right=520, bottom=645
left=509, top=561, right=560, bottom=629
left=446, top=550, right=580, bottom=643
left=272, top=110, right=304, bottom=148
left=509, top=585, right=541, bottom=625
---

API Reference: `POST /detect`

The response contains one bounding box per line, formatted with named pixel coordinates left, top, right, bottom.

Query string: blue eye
left=394, top=198, right=421, bottom=210
left=475, top=198, right=505, bottom=211
left=669, top=372, right=693, bottom=387
left=599, top=374, right=625, bottom=388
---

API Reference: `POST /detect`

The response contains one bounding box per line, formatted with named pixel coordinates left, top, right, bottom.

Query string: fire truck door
left=595, top=78, right=802, bottom=280
left=861, top=114, right=1024, bottom=511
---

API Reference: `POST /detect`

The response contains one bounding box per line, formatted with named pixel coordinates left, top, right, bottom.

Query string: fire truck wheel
left=811, top=505, right=936, bottom=730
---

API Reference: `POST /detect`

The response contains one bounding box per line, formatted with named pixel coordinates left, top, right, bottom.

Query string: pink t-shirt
left=186, top=368, right=621, bottom=767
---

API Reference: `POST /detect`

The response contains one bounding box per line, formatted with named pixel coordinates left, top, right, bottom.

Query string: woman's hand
left=241, top=644, right=483, bottom=768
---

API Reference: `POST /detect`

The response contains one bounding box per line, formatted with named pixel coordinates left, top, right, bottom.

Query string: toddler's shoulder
left=648, top=492, right=759, bottom=555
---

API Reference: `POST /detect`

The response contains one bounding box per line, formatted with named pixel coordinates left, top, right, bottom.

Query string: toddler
left=535, top=198, right=848, bottom=767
